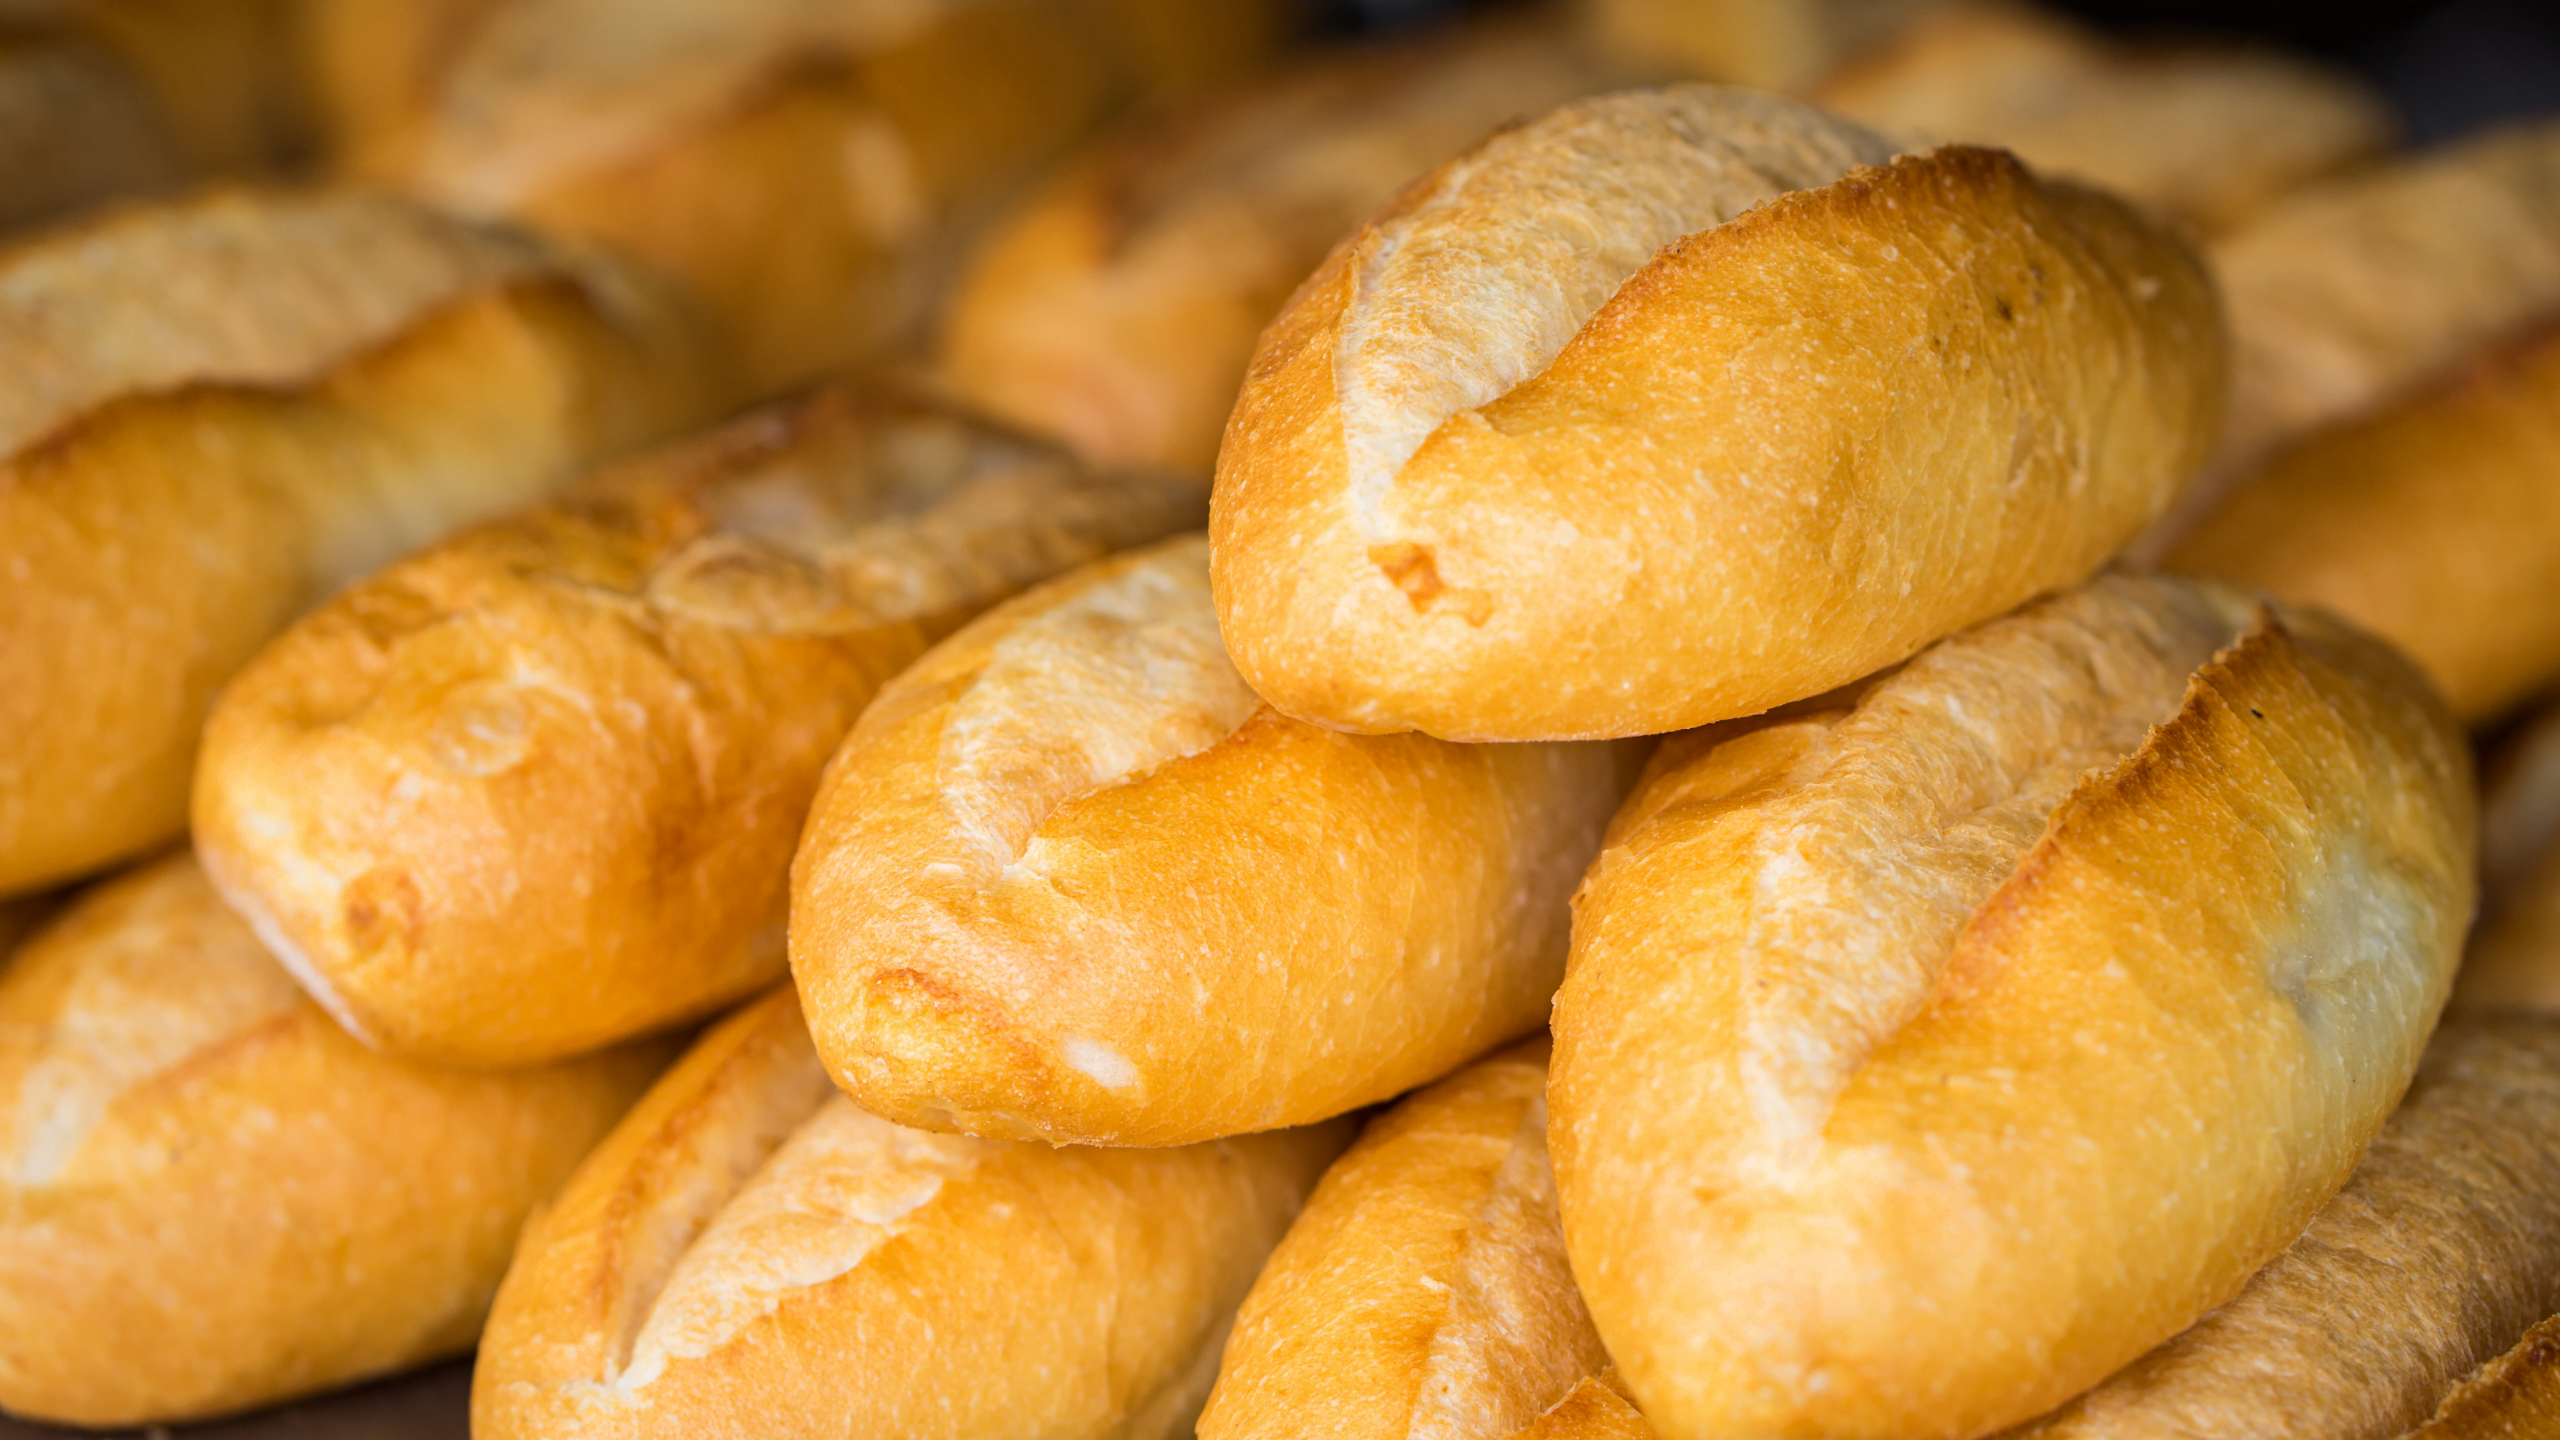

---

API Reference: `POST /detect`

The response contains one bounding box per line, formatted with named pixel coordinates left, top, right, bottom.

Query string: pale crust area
left=1213, top=86, right=2222, bottom=741
left=2168, top=324, right=2560, bottom=724
left=1199, top=1040, right=1608, bottom=1440
left=938, top=24, right=1626, bottom=475
left=1811, top=0, right=2392, bottom=234
left=0, top=191, right=716, bottom=899
left=789, top=537, right=1641, bottom=1146
left=1550, top=575, right=2475, bottom=1440
left=2008, top=1018, right=2560, bottom=1439
left=192, top=384, right=1200, bottom=1066
left=2401, top=1314, right=2560, bottom=1440
left=0, top=853, right=671, bottom=1428
left=473, top=987, right=1349, bottom=1440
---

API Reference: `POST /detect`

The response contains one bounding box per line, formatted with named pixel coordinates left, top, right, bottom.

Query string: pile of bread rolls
left=2, top=1, right=2557, bottom=1437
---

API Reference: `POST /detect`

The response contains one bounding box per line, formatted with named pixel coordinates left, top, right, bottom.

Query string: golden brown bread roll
left=0, top=852, right=671, bottom=1427
left=369, top=0, right=1139, bottom=396
left=938, top=25, right=1624, bottom=477
left=2007, top=1017, right=2560, bottom=1439
left=1549, top=573, right=2475, bottom=1440
left=791, top=536, right=1640, bottom=1147
left=1199, top=1039, right=1608, bottom=1440
left=2401, top=1314, right=2560, bottom=1440
left=2167, top=323, right=2560, bottom=724
left=1809, top=0, right=2392, bottom=235
left=1581, top=0, right=1934, bottom=90
left=473, top=985, right=1347, bottom=1440
left=1210, top=85, right=2222, bottom=742
left=0, top=31, right=180, bottom=230
left=0, top=189, right=714, bottom=900
left=193, top=383, right=1200, bottom=1068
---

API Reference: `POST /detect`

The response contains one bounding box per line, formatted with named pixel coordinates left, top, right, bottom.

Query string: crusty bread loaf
left=1199, top=1039, right=1608, bottom=1440
left=473, top=985, right=1347, bottom=1440
left=1512, top=1372, right=1656, bottom=1440
left=1210, top=85, right=2221, bottom=741
left=0, top=852, right=672, bottom=1427
left=369, top=0, right=1135, bottom=396
left=1549, top=573, right=2474, bottom=1440
left=0, top=190, right=715, bottom=899
left=1581, top=0, right=1934, bottom=90
left=2007, top=1017, right=2560, bottom=1439
left=193, top=383, right=1201, bottom=1067
left=1810, top=0, right=2391, bottom=234
left=2456, top=703, right=2560, bottom=1015
left=938, top=25, right=1624, bottom=477
left=2400, top=1314, right=2560, bottom=1440
left=2167, top=323, right=2560, bottom=724
left=790, top=536, right=1640, bottom=1146
left=0, top=31, right=179, bottom=231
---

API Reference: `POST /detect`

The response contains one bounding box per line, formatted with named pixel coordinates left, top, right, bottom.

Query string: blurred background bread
left=193, top=382, right=1201, bottom=1067
left=2453, top=701, right=2560, bottom=1014
left=1580, top=0, right=1937, bottom=90
left=0, top=852, right=673, bottom=1427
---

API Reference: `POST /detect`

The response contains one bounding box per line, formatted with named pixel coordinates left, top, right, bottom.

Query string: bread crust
left=2008, top=1017, right=2560, bottom=1439
left=473, top=986, right=1347, bottom=1440
left=1211, top=86, right=2221, bottom=741
left=193, top=383, right=1201, bottom=1067
left=2401, top=1313, right=2560, bottom=1440
left=2168, top=322, right=2560, bottom=724
left=1549, top=574, right=2474, bottom=1440
left=790, top=536, right=1641, bottom=1146
left=0, top=853, right=671, bottom=1427
left=0, top=190, right=716, bottom=899
left=1509, top=1372, right=1655, bottom=1440
left=1199, top=1039, right=1608, bottom=1440
left=937, top=24, right=1624, bottom=475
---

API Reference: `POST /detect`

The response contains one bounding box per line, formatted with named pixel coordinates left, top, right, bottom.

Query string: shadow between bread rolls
left=193, top=382, right=1201, bottom=1068
left=472, top=985, right=1347, bottom=1440
left=0, top=852, right=673, bottom=1428
left=1549, top=574, right=2475, bottom=1439
left=789, top=535, right=1643, bottom=1148
left=1209, top=84, right=2222, bottom=742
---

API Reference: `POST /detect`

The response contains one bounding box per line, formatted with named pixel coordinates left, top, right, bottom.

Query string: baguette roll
left=0, top=852, right=672, bottom=1427
left=2456, top=704, right=2560, bottom=1015
left=371, top=0, right=1132, bottom=396
left=2009, top=1017, right=2560, bottom=1439
left=1581, top=0, right=1933, bottom=90
left=938, top=26, right=1623, bottom=477
left=790, top=536, right=1640, bottom=1147
left=1549, top=574, right=2475, bottom=1440
left=2167, top=323, right=2560, bottom=724
left=1210, top=85, right=2221, bottom=742
left=1809, top=0, right=2391, bottom=235
left=473, top=986, right=1347, bottom=1440
left=1199, top=1039, right=1610, bottom=1440
left=0, top=191, right=713, bottom=899
left=193, top=384, right=1201, bottom=1067
left=2401, top=1314, right=2560, bottom=1440
left=0, top=31, right=180, bottom=231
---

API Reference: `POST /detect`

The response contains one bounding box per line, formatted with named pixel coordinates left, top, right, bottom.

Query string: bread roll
left=0, top=32, right=179, bottom=231
left=2167, top=323, right=2560, bottom=724
left=791, top=536, right=1640, bottom=1146
left=1210, top=85, right=2221, bottom=742
left=370, top=0, right=1136, bottom=396
left=194, top=383, right=1203, bottom=1067
left=1549, top=573, right=2474, bottom=1440
left=0, top=852, right=671, bottom=1427
left=938, top=26, right=1623, bottom=476
left=1200, top=1039, right=1608, bottom=1440
left=1810, top=0, right=2391, bottom=235
left=2456, top=704, right=2560, bottom=1016
left=2401, top=1315, right=2560, bottom=1440
left=473, top=985, right=1346, bottom=1440
left=0, top=190, right=714, bottom=899
left=1581, top=0, right=1934, bottom=90
left=2008, top=1017, right=2560, bottom=1439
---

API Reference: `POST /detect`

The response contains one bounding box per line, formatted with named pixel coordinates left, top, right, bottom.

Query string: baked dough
left=2399, top=1314, right=2560, bottom=1440
left=2455, top=702, right=2560, bottom=1015
left=1211, top=85, right=2221, bottom=740
left=1550, top=573, right=2474, bottom=1440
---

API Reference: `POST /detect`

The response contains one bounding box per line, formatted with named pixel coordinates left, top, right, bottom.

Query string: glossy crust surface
left=1199, top=1039, right=1607, bottom=1440
left=474, top=987, right=1347, bottom=1440
left=2169, top=323, right=2560, bottom=724
left=1211, top=85, right=2221, bottom=741
left=194, top=384, right=1201, bottom=1066
left=1550, top=575, right=2475, bottom=1440
left=2012, top=1017, right=2560, bottom=1439
left=2401, top=1314, right=2560, bottom=1440
left=0, top=853, right=670, bottom=1428
left=791, top=537, right=1638, bottom=1146
left=0, top=189, right=714, bottom=899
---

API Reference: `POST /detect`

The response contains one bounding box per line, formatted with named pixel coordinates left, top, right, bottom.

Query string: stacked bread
left=4, top=2, right=2559, bottom=1437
